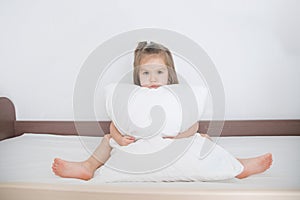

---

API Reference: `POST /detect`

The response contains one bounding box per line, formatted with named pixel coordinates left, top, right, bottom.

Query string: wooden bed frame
left=1, top=97, right=300, bottom=200
left=1, top=97, right=300, bottom=141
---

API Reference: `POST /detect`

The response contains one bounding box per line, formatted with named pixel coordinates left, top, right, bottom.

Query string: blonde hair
left=133, top=41, right=179, bottom=86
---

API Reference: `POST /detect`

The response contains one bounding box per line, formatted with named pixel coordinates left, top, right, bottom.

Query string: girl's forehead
left=140, top=64, right=167, bottom=71
left=140, top=54, right=166, bottom=65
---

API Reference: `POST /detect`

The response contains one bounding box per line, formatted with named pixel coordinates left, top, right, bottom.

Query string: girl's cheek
left=140, top=79, right=148, bottom=86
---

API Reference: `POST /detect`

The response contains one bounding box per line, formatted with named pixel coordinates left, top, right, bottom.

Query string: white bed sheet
left=0, top=133, right=299, bottom=190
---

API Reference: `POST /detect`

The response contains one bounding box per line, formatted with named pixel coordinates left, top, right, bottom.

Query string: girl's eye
left=158, top=70, right=164, bottom=74
left=142, top=71, right=149, bottom=75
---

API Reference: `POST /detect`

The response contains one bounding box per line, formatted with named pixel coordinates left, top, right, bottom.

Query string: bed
left=0, top=97, right=300, bottom=200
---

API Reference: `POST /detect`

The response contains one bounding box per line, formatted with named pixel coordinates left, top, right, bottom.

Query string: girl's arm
left=174, top=122, right=199, bottom=139
left=110, top=122, right=135, bottom=146
left=174, top=122, right=212, bottom=140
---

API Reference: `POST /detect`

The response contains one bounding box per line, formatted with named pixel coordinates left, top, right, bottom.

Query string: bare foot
left=236, top=153, right=273, bottom=179
left=52, top=158, right=95, bottom=181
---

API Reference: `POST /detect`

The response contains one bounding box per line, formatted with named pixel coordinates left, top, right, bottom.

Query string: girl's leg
left=52, top=134, right=112, bottom=181
left=236, top=153, right=273, bottom=179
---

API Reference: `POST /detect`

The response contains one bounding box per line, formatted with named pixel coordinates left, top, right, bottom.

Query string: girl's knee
left=103, top=134, right=111, bottom=140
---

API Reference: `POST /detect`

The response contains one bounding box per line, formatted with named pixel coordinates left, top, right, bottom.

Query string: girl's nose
left=149, top=74, right=157, bottom=82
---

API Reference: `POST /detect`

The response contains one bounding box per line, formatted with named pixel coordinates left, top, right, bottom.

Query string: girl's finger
left=126, top=135, right=135, bottom=140
left=163, top=136, right=174, bottom=139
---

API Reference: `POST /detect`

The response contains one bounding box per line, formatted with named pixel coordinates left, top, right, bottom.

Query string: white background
left=0, top=0, right=299, bottom=120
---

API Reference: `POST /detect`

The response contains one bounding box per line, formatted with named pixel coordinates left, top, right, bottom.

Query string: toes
left=262, top=153, right=273, bottom=163
left=54, top=158, right=62, bottom=163
left=264, top=153, right=273, bottom=169
left=52, top=158, right=64, bottom=174
left=266, top=153, right=273, bottom=163
left=52, top=162, right=58, bottom=168
left=266, top=153, right=272, bottom=159
left=52, top=166, right=58, bottom=174
left=52, top=163, right=58, bottom=170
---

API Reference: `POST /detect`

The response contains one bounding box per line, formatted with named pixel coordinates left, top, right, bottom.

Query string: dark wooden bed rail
left=1, top=97, right=300, bottom=141
left=0, top=97, right=16, bottom=140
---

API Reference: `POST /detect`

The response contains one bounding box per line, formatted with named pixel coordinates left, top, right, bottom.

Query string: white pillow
left=95, top=134, right=244, bottom=182
left=99, top=83, right=243, bottom=182
left=105, top=83, right=208, bottom=139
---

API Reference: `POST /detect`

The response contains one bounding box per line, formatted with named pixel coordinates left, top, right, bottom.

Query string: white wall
left=0, top=0, right=299, bottom=120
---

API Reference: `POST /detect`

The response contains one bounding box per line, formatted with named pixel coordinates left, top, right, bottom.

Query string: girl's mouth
left=149, top=85, right=160, bottom=89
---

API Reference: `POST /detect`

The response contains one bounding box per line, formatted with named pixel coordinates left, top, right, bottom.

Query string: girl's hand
left=200, top=133, right=212, bottom=141
left=164, top=134, right=212, bottom=141
left=163, top=136, right=175, bottom=139
left=119, top=135, right=135, bottom=146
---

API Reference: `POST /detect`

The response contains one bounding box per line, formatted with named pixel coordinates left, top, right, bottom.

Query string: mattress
left=0, top=134, right=299, bottom=199
left=0, top=133, right=300, bottom=200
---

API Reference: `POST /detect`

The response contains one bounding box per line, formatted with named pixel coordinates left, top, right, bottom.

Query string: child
left=52, top=41, right=272, bottom=180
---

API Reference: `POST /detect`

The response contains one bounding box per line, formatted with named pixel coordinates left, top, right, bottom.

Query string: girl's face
left=138, top=55, right=168, bottom=89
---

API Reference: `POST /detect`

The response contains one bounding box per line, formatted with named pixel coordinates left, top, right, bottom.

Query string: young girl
left=52, top=41, right=272, bottom=181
